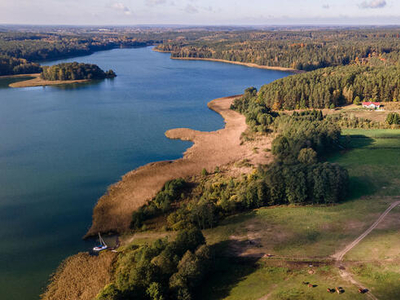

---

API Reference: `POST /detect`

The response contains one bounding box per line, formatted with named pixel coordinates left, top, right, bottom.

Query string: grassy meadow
left=197, top=129, right=400, bottom=300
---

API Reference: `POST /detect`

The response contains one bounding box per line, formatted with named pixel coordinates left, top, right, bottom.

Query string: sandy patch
left=85, top=95, right=274, bottom=237
left=9, top=73, right=88, bottom=88
left=0, top=73, right=38, bottom=79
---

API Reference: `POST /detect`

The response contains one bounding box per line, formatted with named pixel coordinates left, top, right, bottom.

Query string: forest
left=0, top=31, right=157, bottom=76
left=0, top=55, right=41, bottom=76
left=41, top=62, right=116, bottom=81
left=95, top=229, right=210, bottom=300
left=156, top=29, right=400, bottom=71
left=248, top=65, right=400, bottom=109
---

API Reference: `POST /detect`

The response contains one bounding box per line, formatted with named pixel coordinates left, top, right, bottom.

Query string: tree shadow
left=51, top=79, right=103, bottom=90
left=334, top=134, right=377, bottom=201
left=342, top=134, right=375, bottom=149
left=195, top=239, right=261, bottom=300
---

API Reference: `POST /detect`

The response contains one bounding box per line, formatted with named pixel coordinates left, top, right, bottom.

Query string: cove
left=0, top=47, right=291, bottom=299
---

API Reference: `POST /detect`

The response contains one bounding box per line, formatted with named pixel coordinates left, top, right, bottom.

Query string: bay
left=0, top=47, right=290, bottom=299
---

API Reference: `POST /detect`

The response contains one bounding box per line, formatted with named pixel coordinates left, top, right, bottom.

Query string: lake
left=0, top=47, right=290, bottom=299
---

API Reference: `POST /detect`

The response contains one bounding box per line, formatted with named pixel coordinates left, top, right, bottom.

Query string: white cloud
left=359, top=0, right=387, bottom=9
left=322, top=4, right=330, bottom=9
left=145, top=0, right=167, bottom=6
left=111, top=2, right=132, bottom=15
left=184, top=4, right=199, bottom=14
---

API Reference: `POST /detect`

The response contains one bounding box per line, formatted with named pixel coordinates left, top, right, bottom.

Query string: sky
left=0, top=0, right=399, bottom=26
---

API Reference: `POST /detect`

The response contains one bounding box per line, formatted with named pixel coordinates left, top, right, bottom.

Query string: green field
left=198, top=129, right=400, bottom=300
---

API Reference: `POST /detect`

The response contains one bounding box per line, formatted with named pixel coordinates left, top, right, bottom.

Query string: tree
left=175, top=228, right=205, bottom=255
left=353, top=96, right=361, bottom=105
left=298, top=148, right=318, bottom=164
left=146, top=282, right=165, bottom=300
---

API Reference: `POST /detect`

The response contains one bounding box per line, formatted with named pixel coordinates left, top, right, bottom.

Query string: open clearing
left=195, top=129, right=400, bottom=300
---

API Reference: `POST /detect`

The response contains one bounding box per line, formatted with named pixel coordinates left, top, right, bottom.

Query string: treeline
left=41, top=62, right=116, bottom=81
left=0, top=55, right=41, bottom=76
left=96, top=228, right=211, bottom=300
left=0, top=31, right=154, bottom=76
left=0, top=32, right=152, bottom=62
left=237, top=65, right=400, bottom=110
left=156, top=29, right=400, bottom=71
left=131, top=109, right=348, bottom=232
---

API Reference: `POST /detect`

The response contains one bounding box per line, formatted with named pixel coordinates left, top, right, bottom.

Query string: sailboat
left=93, top=233, right=108, bottom=252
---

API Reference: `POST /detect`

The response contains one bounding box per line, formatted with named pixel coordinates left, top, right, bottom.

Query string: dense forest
left=0, top=31, right=158, bottom=76
left=255, top=65, right=400, bottom=109
left=41, top=62, right=116, bottom=81
left=0, top=32, right=153, bottom=62
left=230, top=63, right=400, bottom=110
left=3, top=28, right=400, bottom=77
left=0, top=29, right=213, bottom=76
left=0, top=55, right=41, bottom=76
left=156, top=29, right=400, bottom=71
left=95, top=229, right=210, bottom=300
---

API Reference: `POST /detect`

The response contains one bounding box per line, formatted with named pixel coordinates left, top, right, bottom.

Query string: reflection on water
left=0, top=76, right=36, bottom=89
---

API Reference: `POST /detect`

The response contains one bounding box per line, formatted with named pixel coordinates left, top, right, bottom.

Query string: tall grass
left=41, top=252, right=116, bottom=300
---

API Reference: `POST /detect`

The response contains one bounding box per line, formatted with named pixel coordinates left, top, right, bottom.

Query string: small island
left=9, top=62, right=116, bottom=88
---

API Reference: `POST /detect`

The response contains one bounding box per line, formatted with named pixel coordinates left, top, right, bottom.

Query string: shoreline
left=0, top=73, right=38, bottom=79
left=8, top=74, right=89, bottom=88
left=85, top=95, right=273, bottom=237
left=152, top=48, right=303, bottom=74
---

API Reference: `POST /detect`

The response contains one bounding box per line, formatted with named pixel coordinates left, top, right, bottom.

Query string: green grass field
left=199, top=129, right=400, bottom=300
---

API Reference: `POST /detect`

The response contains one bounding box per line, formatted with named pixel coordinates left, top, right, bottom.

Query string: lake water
left=0, top=47, right=290, bottom=299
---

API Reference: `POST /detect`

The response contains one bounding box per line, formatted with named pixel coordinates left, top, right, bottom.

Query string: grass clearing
left=198, top=257, right=366, bottom=300
left=200, top=129, right=400, bottom=299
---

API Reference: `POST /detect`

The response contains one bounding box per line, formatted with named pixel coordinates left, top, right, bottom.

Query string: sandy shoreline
left=8, top=73, right=89, bottom=88
left=0, top=73, right=38, bottom=79
left=153, top=48, right=303, bottom=73
left=86, top=95, right=273, bottom=237
left=171, top=57, right=304, bottom=73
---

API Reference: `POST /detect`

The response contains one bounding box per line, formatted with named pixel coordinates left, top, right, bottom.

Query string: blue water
left=0, top=47, right=290, bottom=299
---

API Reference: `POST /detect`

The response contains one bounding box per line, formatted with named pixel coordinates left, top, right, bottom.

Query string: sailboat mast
left=98, top=233, right=107, bottom=246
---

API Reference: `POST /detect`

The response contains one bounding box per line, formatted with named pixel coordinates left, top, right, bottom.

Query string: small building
left=362, top=102, right=381, bottom=109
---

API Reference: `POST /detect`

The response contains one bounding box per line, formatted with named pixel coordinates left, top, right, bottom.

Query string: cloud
left=184, top=4, right=199, bottom=14
left=322, top=4, right=330, bottom=9
left=145, top=0, right=167, bottom=7
left=359, top=0, right=387, bottom=9
left=111, top=2, right=132, bottom=15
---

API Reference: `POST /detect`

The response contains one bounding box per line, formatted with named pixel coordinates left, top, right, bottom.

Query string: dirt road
left=332, top=200, right=400, bottom=300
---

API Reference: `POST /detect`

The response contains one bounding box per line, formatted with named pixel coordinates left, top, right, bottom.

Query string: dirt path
left=86, top=95, right=273, bottom=237
left=332, top=200, right=400, bottom=300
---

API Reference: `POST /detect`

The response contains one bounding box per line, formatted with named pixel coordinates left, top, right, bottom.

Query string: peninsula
left=86, top=95, right=274, bottom=236
left=9, top=62, right=116, bottom=88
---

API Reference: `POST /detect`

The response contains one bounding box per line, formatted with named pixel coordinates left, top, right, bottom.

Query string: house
left=362, top=102, right=381, bottom=109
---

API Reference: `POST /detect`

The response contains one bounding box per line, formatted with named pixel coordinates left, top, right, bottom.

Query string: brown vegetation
left=41, top=252, right=116, bottom=300
left=86, top=95, right=274, bottom=237
left=9, top=73, right=88, bottom=88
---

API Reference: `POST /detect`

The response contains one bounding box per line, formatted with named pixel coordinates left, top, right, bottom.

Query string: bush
left=353, top=96, right=361, bottom=105
left=386, top=112, right=400, bottom=125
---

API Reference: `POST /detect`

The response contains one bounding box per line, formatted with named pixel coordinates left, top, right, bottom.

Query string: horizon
left=1, top=0, right=400, bottom=26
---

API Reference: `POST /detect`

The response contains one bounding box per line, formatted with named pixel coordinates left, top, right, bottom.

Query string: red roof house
left=362, top=102, right=381, bottom=109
